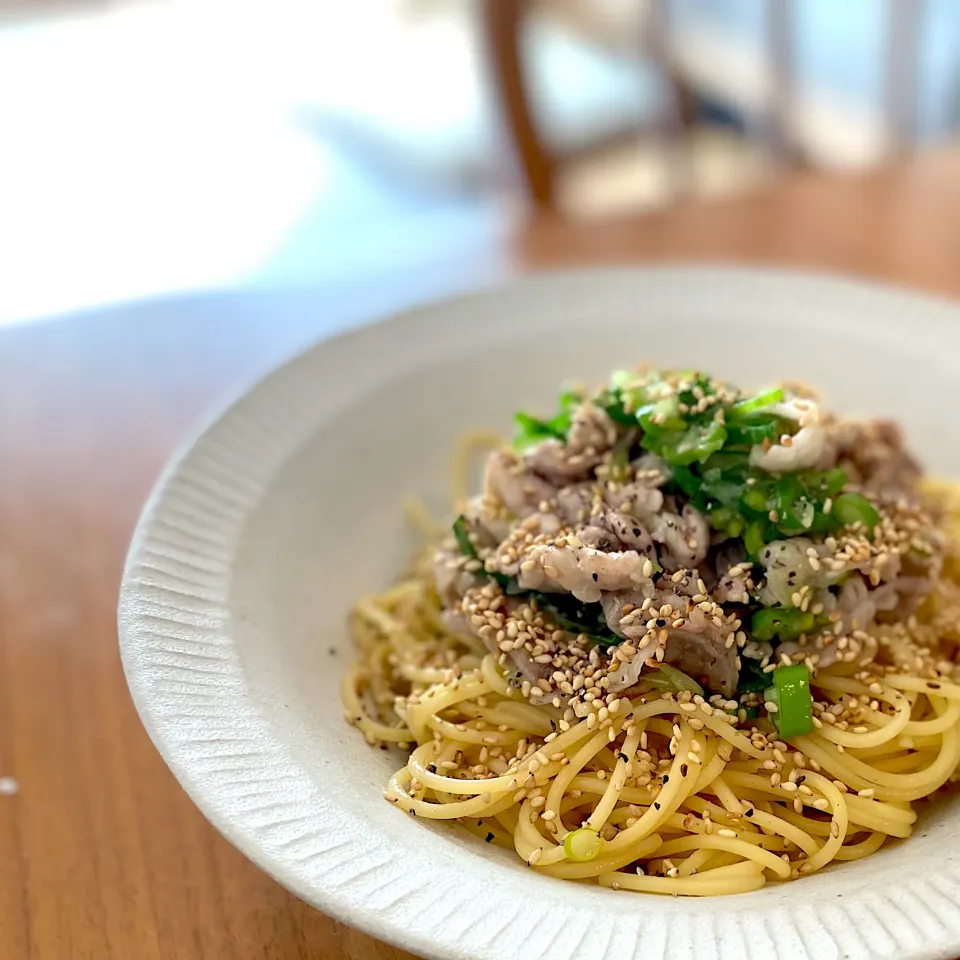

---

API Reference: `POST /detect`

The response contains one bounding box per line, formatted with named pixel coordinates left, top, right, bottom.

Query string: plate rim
left=119, top=265, right=960, bottom=960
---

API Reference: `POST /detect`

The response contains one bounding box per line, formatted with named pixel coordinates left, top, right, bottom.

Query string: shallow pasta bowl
left=119, top=267, right=960, bottom=960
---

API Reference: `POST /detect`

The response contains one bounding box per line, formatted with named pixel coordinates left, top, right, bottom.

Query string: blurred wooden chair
left=480, top=0, right=699, bottom=210
left=480, top=0, right=925, bottom=213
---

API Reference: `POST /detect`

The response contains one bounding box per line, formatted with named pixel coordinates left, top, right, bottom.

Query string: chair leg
left=479, top=0, right=556, bottom=210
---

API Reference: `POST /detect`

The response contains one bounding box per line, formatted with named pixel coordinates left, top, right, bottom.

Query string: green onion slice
left=764, top=664, right=814, bottom=739
left=743, top=520, right=768, bottom=559
left=831, top=492, right=881, bottom=534
left=452, top=515, right=477, bottom=559
left=666, top=419, right=727, bottom=466
left=728, top=387, right=784, bottom=419
left=643, top=663, right=705, bottom=696
left=563, top=827, right=603, bottom=862
left=750, top=607, right=818, bottom=642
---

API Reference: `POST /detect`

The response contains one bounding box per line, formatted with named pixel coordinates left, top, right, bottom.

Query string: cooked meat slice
left=493, top=512, right=563, bottom=576
left=603, top=511, right=658, bottom=556
left=662, top=625, right=738, bottom=697
left=750, top=422, right=830, bottom=473
left=456, top=586, right=562, bottom=705
left=556, top=482, right=596, bottom=526
left=710, top=542, right=752, bottom=603
left=714, top=573, right=751, bottom=604
left=568, top=402, right=618, bottom=455
left=573, top=511, right=656, bottom=557
left=606, top=482, right=665, bottom=519
left=757, top=538, right=838, bottom=607
left=579, top=524, right=621, bottom=552
left=517, top=543, right=655, bottom=603
left=500, top=647, right=557, bottom=705
left=631, top=453, right=670, bottom=482
left=602, top=601, right=739, bottom=696
left=600, top=581, right=737, bottom=695
left=524, top=404, right=617, bottom=485
left=432, top=547, right=484, bottom=607
left=649, top=504, right=709, bottom=570
left=833, top=419, right=922, bottom=496
left=441, top=608, right=474, bottom=637
left=750, top=397, right=834, bottom=474
left=525, top=439, right=592, bottom=486
left=600, top=589, right=656, bottom=642
left=463, top=494, right=512, bottom=543
left=483, top=450, right=556, bottom=518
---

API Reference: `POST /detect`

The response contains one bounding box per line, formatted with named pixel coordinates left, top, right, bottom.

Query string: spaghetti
left=341, top=370, right=960, bottom=895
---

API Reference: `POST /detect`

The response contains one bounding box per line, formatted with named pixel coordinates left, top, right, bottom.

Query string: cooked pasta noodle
left=341, top=370, right=960, bottom=896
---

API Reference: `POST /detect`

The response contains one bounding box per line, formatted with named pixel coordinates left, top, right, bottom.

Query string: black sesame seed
left=618, top=752, right=628, bottom=762
left=680, top=764, right=688, bottom=777
left=662, top=775, right=669, bottom=784
left=592, top=573, right=599, bottom=582
left=633, top=528, right=641, bottom=537
left=655, top=619, right=667, bottom=628
left=654, top=802, right=661, bottom=810
left=485, top=832, right=495, bottom=843
left=745, top=808, right=754, bottom=818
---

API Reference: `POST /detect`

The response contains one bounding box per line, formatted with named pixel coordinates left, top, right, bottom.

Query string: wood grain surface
left=2, top=148, right=960, bottom=960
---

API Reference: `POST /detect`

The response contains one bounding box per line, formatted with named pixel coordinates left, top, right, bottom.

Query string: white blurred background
left=1, top=0, right=958, bottom=323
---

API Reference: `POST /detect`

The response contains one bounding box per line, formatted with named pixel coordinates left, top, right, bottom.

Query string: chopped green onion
left=744, top=520, right=768, bottom=559
left=666, top=419, right=727, bottom=466
left=513, top=412, right=562, bottom=449
left=670, top=464, right=700, bottom=498
left=637, top=397, right=686, bottom=433
left=609, top=369, right=636, bottom=390
left=725, top=413, right=786, bottom=447
left=831, top=492, right=880, bottom=534
left=773, top=476, right=816, bottom=534
left=513, top=391, right=582, bottom=450
left=709, top=506, right=735, bottom=531
left=740, top=485, right=770, bottom=513
left=597, top=389, right=641, bottom=425
left=764, top=665, right=813, bottom=738
left=751, top=607, right=819, bottom=642
left=643, top=663, right=704, bottom=696
left=802, top=467, right=848, bottom=500
left=563, top=827, right=603, bottom=862
left=728, top=387, right=784, bottom=419
left=726, top=516, right=746, bottom=538
left=738, top=658, right=772, bottom=693
left=452, top=515, right=477, bottom=559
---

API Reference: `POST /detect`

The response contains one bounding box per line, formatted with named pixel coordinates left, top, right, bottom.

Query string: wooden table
left=2, top=148, right=959, bottom=960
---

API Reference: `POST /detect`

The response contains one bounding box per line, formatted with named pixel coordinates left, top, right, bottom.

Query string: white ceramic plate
left=119, top=267, right=960, bottom=960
